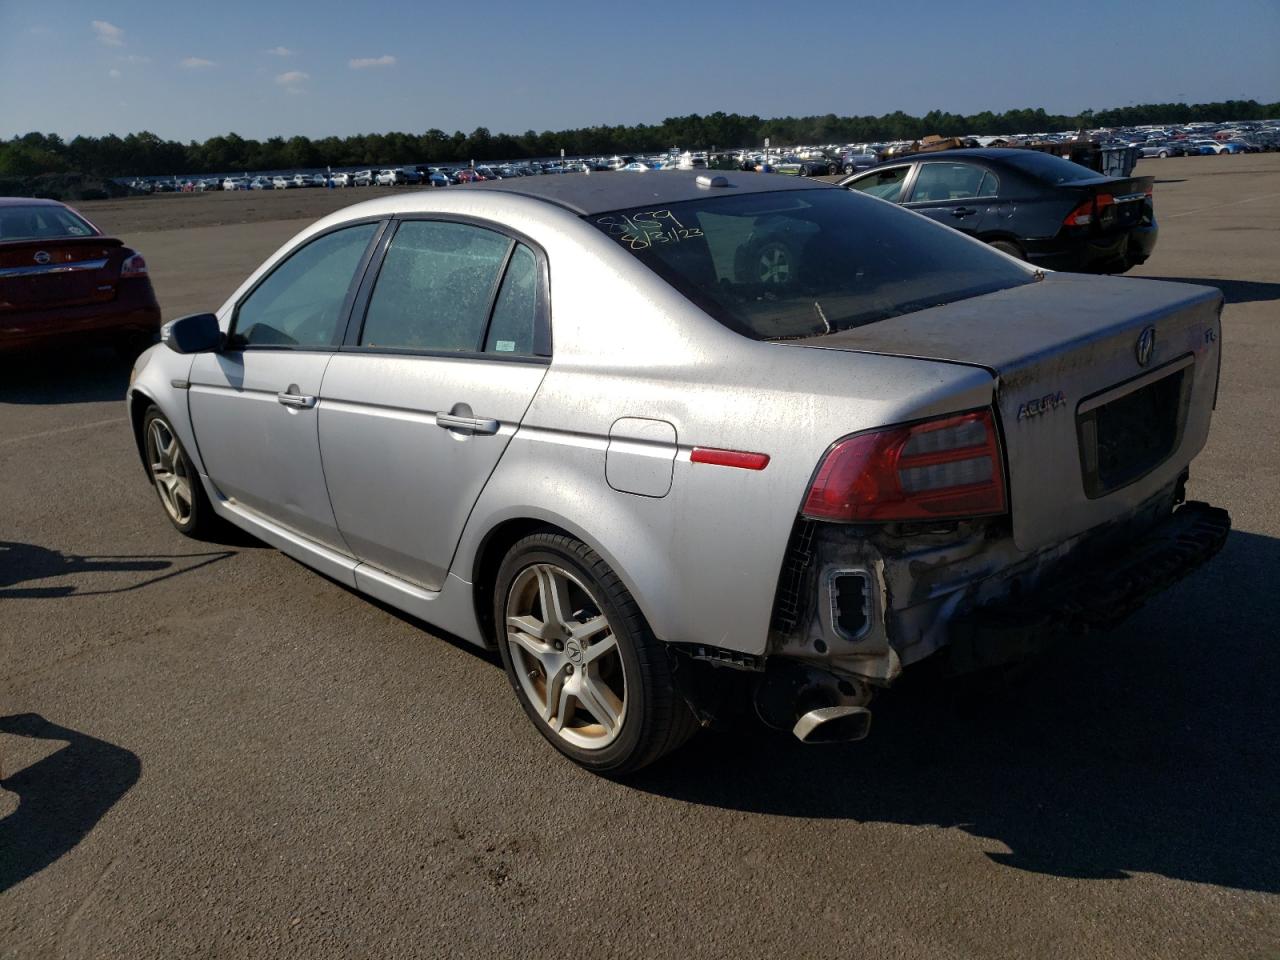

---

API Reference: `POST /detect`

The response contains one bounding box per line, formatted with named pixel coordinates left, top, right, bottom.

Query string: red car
left=0, top=197, right=161, bottom=355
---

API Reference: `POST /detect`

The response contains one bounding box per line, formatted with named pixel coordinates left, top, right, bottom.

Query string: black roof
left=465, top=170, right=833, bottom=216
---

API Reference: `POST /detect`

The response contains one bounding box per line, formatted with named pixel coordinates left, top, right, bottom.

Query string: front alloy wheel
left=142, top=406, right=216, bottom=537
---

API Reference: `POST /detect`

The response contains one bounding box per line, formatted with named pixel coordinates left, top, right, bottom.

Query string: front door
left=319, top=219, right=550, bottom=590
left=903, top=160, right=999, bottom=235
left=188, top=221, right=381, bottom=551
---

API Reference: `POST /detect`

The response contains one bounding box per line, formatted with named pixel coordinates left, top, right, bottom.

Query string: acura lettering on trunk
left=126, top=172, right=1230, bottom=774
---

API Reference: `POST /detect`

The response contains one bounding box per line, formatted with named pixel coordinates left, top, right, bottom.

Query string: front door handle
left=951, top=207, right=978, bottom=218
left=277, top=387, right=317, bottom=409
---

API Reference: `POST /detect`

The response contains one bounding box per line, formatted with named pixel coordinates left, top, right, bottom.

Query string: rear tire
left=493, top=532, right=698, bottom=774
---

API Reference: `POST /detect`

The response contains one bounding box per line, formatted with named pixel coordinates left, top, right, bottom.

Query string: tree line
left=2, top=99, right=1276, bottom=178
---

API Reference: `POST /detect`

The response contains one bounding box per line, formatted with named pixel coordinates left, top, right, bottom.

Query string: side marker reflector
left=691, top=447, right=770, bottom=471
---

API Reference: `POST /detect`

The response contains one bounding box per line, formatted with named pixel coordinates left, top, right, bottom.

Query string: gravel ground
left=2, top=154, right=1278, bottom=960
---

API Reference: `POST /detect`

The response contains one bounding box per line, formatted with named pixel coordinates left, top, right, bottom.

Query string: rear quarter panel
left=448, top=211, right=995, bottom=655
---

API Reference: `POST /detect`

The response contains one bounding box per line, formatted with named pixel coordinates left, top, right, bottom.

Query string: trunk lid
left=1063, top=174, right=1154, bottom=235
left=794, top=273, right=1223, bottom=552
left=0, top=237, right=125, bottom=313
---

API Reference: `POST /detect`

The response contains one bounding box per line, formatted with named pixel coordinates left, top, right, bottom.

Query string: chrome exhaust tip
left=793, top=705, right=872, bottom=744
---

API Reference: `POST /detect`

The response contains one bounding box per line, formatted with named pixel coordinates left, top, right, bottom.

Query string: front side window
left=360, top=221, right=513, bottom=352
left=847, top=166, right=909, bottom=202
left=234, top=223, right=377, bottom=348
left=589, top=188, right=1035, bottom=341
left=909, top=162, right=989, bottom=203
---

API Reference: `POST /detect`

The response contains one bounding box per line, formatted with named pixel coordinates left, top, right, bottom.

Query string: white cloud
left=349, top=54, right=396, bottom=69
left=180, top=57, right=215, bottom=69
left=108, top=68, right=122, bottom=79
left=266, top=46, right=295, bottom=56
left=275, top=70, right=309, bottom=93
left=92, top=20, right=125, bottom=46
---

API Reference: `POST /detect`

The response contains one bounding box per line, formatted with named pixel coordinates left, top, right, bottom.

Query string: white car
left=621, top=162, right=651, bottom=172
left=374, top=169, right=399, bottom=187
left=353, top=170, right=375, bottom=187
left=271, top=176, right=291, bottom=190
left=221, top=178, right=242, bottom=191
left=331, top=173, right=353, bottom=188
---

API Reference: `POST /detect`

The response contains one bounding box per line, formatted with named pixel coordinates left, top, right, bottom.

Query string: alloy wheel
left=505, top=563, right=627, bottom=749
left=146, top=417, right=194, bottom=525
left=756, top=242, right=792, bottom=284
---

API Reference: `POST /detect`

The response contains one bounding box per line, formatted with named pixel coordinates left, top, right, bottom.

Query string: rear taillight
left=120, top=252, right=148, bottom=278
left=802, top=409, right=1006, bottom=522
left=1063, top=192, right=1115, bottom=227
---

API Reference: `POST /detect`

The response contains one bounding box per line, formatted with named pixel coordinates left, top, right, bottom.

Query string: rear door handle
left=435, top=412, right=499, bottom=435
left=951, top=207, right=978, bottom=218
left=277, top=390, right=317, bottom=409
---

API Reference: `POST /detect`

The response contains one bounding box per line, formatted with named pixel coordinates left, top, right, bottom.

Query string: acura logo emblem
left=1135, top=326, right=1156, bottom=367
left=33, top=250, right=51, bottom=265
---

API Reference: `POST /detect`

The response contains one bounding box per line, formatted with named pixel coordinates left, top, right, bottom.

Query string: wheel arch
left=460, top=507, right=675, bottom=652
left=127, top=387, right=158, bottom=473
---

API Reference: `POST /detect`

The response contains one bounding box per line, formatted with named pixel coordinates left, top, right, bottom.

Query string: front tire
left=142, top=406, right=217, bottom=538
left=493, top=532, right=697, bottom=774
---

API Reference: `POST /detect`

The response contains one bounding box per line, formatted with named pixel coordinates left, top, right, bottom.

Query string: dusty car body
left=126, top=172, right=1229, bottom=772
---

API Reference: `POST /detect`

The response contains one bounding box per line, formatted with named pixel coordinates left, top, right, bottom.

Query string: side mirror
left=161, top=313, right=223, bottom=354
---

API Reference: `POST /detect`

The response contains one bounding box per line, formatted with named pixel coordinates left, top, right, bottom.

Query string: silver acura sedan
left=127, top=171, right=1230, bottom=773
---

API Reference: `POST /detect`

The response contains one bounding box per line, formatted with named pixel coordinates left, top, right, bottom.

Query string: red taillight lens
left=802, top=410, right=1006, bottom=522
left=1063, top=192, right=1116, bottom=227
left=120, top=252, right=148, bottom=278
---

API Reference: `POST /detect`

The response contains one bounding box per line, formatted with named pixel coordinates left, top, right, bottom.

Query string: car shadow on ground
left=631, top=529, right=1280, bottom=894
left=1146, top=277, right=1280, bottom=304
left=0, top=346, right=140, bottom=406
left=0, top=714, right=141, bottom=893
left=0, top=541, right=236, bottom=598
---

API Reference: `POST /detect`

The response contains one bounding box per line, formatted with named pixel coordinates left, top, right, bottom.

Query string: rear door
left=902, top=160, right=999, bottom=235
left=318, top=218, right=550, bottom=590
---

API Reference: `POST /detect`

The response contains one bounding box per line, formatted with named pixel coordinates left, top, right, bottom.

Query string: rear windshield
left=0, top=204, right=98, bottom=242
left=999, top=151, right=1099, bottom=184
left=589, top=188, right=1035, bottom=340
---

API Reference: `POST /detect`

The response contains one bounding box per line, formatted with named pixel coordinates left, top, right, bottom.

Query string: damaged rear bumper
left=948, top=500, right=1230, bottom=672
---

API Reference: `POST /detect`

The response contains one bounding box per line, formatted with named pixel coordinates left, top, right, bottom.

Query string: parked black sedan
left=840, top=148, right=1156, bottom=273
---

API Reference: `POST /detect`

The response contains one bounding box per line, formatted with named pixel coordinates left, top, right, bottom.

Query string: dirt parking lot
left=2, top=155, right=1278, bottom=959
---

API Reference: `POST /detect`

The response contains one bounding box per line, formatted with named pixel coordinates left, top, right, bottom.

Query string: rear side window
left=234, top=222, right=377, bottom=348
left=1000, top=151, right=1098, bottom=184
left=590, top=188, right=1035, bottom=341
left=361, top=221, right=511, bottom=352
left=484, top=244, right=539, bottom=354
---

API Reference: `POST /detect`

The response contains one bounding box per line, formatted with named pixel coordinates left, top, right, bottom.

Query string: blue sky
left=1, top=0, right=1277, bottom=141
